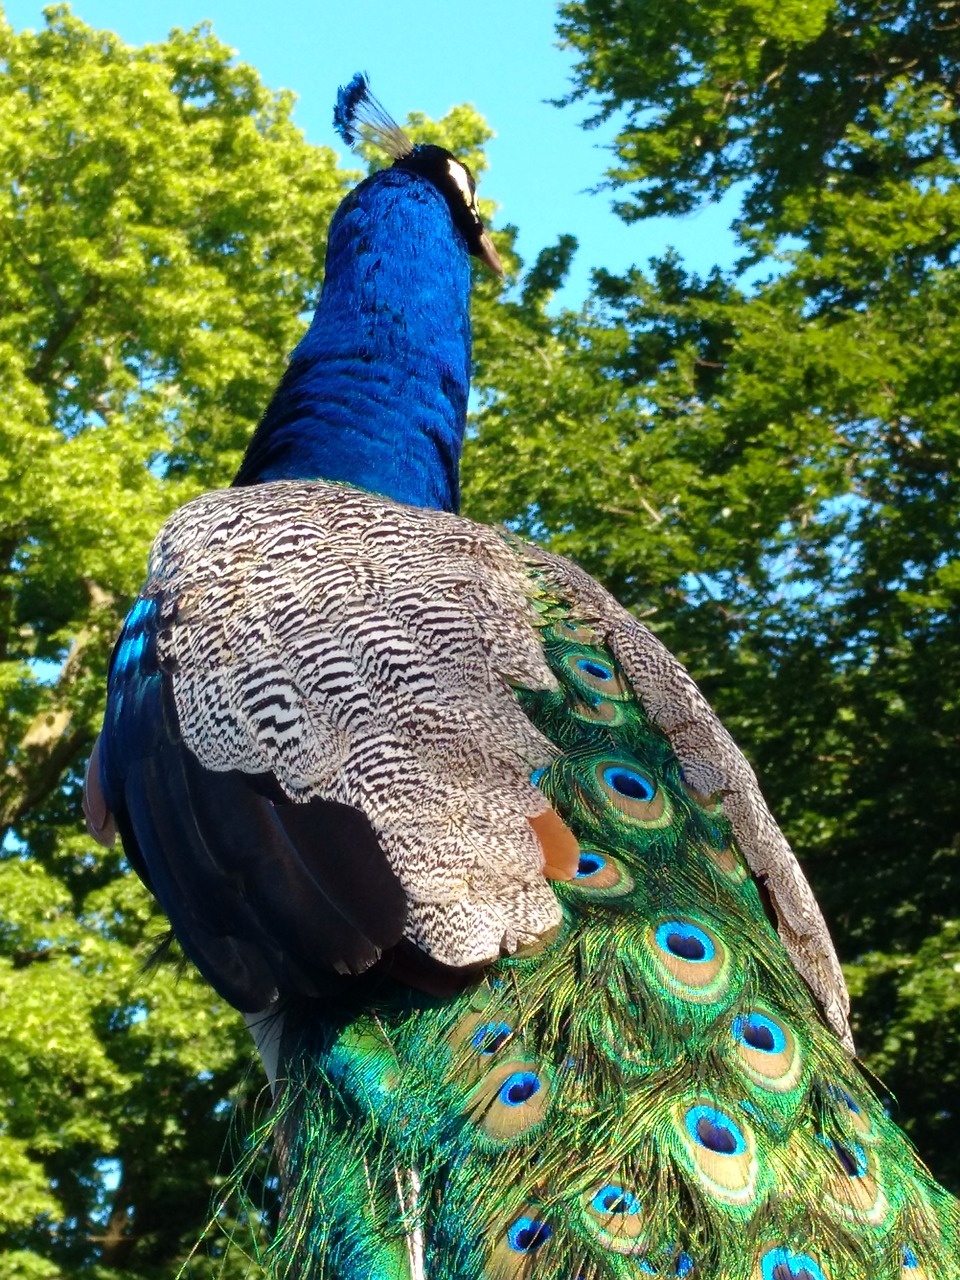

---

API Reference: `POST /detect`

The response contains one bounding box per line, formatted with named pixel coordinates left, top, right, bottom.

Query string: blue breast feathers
left=98, top=595, right=164, bottom=814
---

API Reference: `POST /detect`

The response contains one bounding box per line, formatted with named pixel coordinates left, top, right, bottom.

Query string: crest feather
left=334, top=73, right=414, bottom=160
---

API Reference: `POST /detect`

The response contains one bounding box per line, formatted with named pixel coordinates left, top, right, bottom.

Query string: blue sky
left=3, top=0, right=741, bottom=304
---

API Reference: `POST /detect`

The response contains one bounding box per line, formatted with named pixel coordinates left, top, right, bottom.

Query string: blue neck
left=233, top=168, right=472, bottom=512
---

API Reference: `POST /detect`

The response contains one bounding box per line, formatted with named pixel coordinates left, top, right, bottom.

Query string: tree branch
left=0, top=582, right=114, bottom=834
left=28, top=280, right=102, bottom=387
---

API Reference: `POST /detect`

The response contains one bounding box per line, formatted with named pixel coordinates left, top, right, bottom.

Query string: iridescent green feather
left=262, top=590, right=960, bottom=1280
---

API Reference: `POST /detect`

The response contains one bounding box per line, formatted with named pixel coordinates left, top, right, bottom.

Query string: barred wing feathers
left=99, top=478, right=846, bottom=1035
left=100, top=480, right=578, bottom=1008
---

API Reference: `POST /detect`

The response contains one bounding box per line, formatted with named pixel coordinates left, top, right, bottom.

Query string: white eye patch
left=445, top=157, right=478, bottom=212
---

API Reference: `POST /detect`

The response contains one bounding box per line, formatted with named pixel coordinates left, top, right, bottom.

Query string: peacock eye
left=445, top=158, right=478, bottom=211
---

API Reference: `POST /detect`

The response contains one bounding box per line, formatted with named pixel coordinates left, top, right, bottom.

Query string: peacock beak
left=476, top=228, right=504, bottom=277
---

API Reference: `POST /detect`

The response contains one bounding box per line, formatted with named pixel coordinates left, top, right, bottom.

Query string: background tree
left=2, top=0, right=959, bottom=1275
left=0, top=8, right=347, bottom=1274
left=0, top=7, right=506, bottom=1274
left=471, top=0, right=960, bottom=1184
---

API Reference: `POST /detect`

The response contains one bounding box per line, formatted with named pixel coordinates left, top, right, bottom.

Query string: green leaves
left=3, top=0, right=959, bottom=1271
left=0, top=9, right=348, bottom=1274
left=0, top=14, right=514, bottom=1275
left=530, top=0, right=960, bottom=1196
left=557, top=0, right=960, bottom=227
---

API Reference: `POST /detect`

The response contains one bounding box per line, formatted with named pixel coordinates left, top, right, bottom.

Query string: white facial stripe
left=445, top=157, right=477, bottom=212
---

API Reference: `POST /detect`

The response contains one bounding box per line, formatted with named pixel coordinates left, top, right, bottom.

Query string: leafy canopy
left=1, top=2, right=959, bottom=1276
left=503, top=0, right=960, bottom=1186
left=0, top=7, right=346, bottom=1274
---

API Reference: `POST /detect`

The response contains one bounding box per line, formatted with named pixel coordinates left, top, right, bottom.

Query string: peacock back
left=169, top=482, right=960, bottom=1280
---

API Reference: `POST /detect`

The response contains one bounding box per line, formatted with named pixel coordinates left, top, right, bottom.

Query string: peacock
left=83, top=76, right=960, bottom=1279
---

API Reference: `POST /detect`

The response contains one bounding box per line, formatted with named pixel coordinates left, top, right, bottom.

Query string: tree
left=3, top=1, right=959, bottom=1274
left=0, top=7, right=348, bottom=1274
left=473, top=0, right=960, bottom=1185
left=0, top=7, right=511, bottom=1274
left=556, top=0, right=960, bottom=228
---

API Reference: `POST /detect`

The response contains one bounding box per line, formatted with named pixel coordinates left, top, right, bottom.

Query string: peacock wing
left=90, top=479, right=581, bottom=1010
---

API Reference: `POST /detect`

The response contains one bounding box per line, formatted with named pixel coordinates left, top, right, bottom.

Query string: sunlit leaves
left=539, top=0, right=960, bottom=1191
left=0, top=9, right=348, bottom=1274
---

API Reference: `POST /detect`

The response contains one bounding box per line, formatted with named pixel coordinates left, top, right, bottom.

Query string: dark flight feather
left=85, top=77, right=960, bottom=1280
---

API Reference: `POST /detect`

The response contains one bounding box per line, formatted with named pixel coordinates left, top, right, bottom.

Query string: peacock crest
left=84, top=76, right=960, bottom=1280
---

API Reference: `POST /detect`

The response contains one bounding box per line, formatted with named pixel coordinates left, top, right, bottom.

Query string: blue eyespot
left=639, top=1256, right=694, bottom=1277
left=903, top=1246, right=919, bottom=1269
left=831, top=1139, right=867, bottom=1178
left=530, top=767, right=547, bottom=786
left=602, top=766, right=655, bottom=802
left=759, top=1248, right=826, bottom=1280
left=498, top=1071, right=541, bottom=1107
left=577, top=852, right=606, bottom=878
left=732, top=1012, right=788, bottom=1055
left=685, top=1105, right=747, bottom=1156
left=471, top=1021, right=512, bottom=1054
left=826, top=1083, right=862, bottom=1115
left=507, top=1216, right=552, bottom=1253
left=576, top=657, right=614, bottom=681
left=655, top=921, right=716, bottom=963
left=590, top=1184, right=640, bottom=1215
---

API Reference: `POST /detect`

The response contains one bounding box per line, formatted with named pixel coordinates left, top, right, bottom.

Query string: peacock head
left=333, top=72, right=502, bottom=276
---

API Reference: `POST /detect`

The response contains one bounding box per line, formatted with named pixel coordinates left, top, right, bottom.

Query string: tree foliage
left=0, top=7, right=510, bottom=1274
left=0, top=7, right=346, bottom=1274
left=557, top=0, right=960, bottom=227
left=474, top=0, right=960, bottom=1185
left=1, top=0, right=958, bottom=1275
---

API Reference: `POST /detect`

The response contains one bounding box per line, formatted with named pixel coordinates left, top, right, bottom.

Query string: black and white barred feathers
left=85, top=75, right=960, bottom=1280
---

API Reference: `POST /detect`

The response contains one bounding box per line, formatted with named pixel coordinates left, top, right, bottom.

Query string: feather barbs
left=467, top=1059, right=551, bottom=1143
left=752, top=1248, right=830, bottom=1280
left=821, top=1139, right=889, bottom=1225
left=674, top=1100, right=760, bottom=1204
left=334, top=73, right=414, bottom=159
left=824, top=1082, right=875, bottom=1142
left=645, top=918, right=733, bottom=1004
left=704, top=840, right=749, bottom=883
left=569, top=697, right=627, bottom=728
left=901, top=1246, right=929, bottom=1276
left=594, top=760, right=672, bottom=827
left=568, top=848, right=635, bottom=898
left=581, top=1181, right=649, bottom=1253
left=488, top=1208, right=553, bottom=1280
left=528, top=807, right=580, bottom=881
left=730, top=1010, right=803, bottom=1094
left=265, top=552, right=960, bottom=1275
left=560, top=651, right=631, bottom=701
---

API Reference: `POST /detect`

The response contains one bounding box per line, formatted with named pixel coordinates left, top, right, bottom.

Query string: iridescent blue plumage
left=97, top=596, right=162, bottom=817
left=85, top=76, right=960, bottom=1280
left=234, top=165, right=473, bottom=510
left=89, top=88, right=504, bottom=1017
